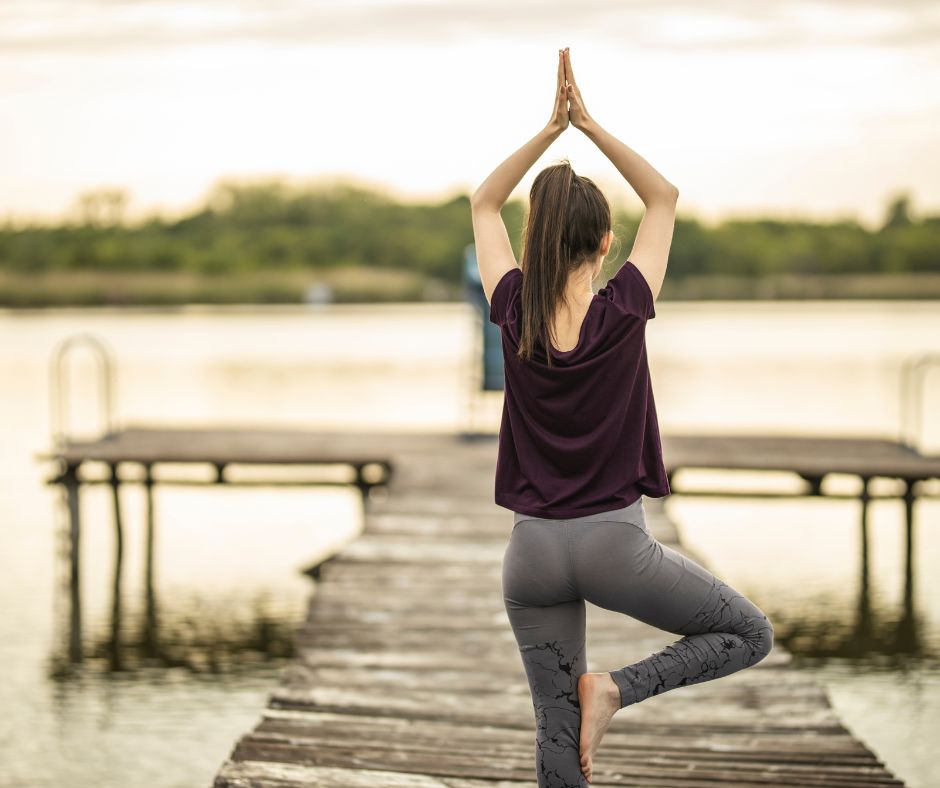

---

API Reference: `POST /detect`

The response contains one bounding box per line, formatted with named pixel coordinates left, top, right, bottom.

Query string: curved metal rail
left=899, top=351, right=940, bottom=453
left=49, top=333, right=118, bottom=450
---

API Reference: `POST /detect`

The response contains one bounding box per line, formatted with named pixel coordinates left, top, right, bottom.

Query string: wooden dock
left=37, top=424, right=935, bottom=671
left=210, top=432, right=907, bottom=787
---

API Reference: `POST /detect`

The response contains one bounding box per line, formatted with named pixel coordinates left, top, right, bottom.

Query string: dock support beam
left=142, top=462, right=159, bottom=657
left=897, top=479, right=919, bottom=653
left=903, top=480, right=916, bottom=613
left=109, top=463, right=124, bottom=670
left=64, top=463, right=82, bottom=663
left=857, top=476, right=873, bottom=643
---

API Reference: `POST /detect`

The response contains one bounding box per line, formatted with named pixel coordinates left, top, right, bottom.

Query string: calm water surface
left=1, top=300, right=938, bottom=788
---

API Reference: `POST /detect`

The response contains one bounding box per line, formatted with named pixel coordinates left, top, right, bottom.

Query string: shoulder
left=488, top=267, right=523, bottom=327
left=597, top=260, right=656, bottom=320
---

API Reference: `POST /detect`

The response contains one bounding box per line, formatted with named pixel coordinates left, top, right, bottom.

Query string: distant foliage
left=0, top=180, right=936, bottom=279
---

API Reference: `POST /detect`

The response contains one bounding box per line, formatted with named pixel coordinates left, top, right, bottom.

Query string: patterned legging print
left=610, top=574, right=774, bottom=707
left=518, top=636, right=588, bottom=788
left=502, top=502, right=775, bottom=788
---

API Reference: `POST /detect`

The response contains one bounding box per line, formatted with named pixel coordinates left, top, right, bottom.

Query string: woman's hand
left=562, top=48, right=593, bottom=131
left=547, top=48, right=569, bottom=133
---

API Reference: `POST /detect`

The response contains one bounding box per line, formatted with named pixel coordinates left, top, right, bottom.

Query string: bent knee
left=747, top=611, right=774, bottom=664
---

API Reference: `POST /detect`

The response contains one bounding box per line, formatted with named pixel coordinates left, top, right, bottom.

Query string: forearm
left=471, top=123, right=564, bottom=210
left=580, top=119, right=678, bottom=205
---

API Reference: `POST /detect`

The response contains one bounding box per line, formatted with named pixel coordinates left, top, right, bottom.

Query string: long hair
left=517, top=159, right=613, bottom=367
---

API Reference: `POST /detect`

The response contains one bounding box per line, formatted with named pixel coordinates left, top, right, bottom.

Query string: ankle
left=605, top=671, right=623, bottom=707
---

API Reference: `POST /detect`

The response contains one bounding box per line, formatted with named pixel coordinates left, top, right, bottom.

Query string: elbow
left=469, top=192, right=484, bottom=209
left=470, top=193, right=501, bottom=212
left=660, top=184, right=680, bottom=204
left=644, top=184, right=679, bottom=209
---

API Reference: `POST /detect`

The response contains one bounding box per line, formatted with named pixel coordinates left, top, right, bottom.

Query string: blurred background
left=1, top=1, right=938, bottom=786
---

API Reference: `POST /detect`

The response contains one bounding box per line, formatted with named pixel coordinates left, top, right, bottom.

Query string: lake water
left=1, top=299, right=938, bottom=788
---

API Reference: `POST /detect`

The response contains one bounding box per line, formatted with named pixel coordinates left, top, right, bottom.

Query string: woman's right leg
left=569, top=502, right=775, bottom=710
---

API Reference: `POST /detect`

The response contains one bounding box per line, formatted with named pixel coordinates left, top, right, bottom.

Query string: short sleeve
left=598, top=260, right=655, bottom=320
left=488, top=267, right=523, bottom=327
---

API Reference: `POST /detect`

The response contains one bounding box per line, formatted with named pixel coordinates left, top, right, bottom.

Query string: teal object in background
left=462, top=243, right=505, bottom=391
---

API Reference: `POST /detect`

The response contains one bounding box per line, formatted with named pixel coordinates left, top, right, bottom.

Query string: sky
left=1, top=0, right=938, bottom=229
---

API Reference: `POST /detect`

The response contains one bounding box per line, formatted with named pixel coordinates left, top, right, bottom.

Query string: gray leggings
left=502, top=497, right=774, bottom=788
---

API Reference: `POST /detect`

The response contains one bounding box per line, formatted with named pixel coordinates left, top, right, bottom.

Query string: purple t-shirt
left=488, top=259, right=671, bottom=519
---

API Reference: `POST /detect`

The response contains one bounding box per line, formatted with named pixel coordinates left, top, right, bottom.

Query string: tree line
left=0, top=179, right=936, bottom=303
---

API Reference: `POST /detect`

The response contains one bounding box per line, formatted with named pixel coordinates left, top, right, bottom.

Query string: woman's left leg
left=502, top=517, right=589, bottom=788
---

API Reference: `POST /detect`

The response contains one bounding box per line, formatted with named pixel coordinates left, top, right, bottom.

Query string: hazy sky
left=1, top=0, right=938, bottom=228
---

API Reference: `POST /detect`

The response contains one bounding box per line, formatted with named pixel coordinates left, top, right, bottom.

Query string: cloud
left=0, top=0, right=937, bottom=55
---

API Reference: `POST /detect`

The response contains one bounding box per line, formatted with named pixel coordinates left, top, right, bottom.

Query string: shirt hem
left=495, top=489, right=669, bottom=520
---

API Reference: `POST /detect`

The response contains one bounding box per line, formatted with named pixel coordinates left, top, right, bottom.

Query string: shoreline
left=3, top=269, right=940, bottom=308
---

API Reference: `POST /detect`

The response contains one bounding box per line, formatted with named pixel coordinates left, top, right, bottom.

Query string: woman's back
left=489, top=258, right=670, bottom=519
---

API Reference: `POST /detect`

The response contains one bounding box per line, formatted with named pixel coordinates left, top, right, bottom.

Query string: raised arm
left=470, top=49, right=570, bottom=303
left=562, top=48, right=677, bottom=301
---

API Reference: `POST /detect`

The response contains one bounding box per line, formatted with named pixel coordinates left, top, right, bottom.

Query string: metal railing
left=899, top=351, right=940, bottom=454
left=49, top=333, right=118, bottom=450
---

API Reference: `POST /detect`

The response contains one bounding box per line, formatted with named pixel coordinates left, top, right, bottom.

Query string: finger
left=558, top=48, right=564, bottom=88
left=564, top=47, right=576, bottom=87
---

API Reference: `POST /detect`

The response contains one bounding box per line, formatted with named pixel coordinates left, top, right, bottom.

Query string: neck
left=565, top=260, right=600, bottom=301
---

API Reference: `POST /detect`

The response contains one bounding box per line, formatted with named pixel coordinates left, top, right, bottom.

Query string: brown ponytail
left=517, top=159, right=613, bottom=367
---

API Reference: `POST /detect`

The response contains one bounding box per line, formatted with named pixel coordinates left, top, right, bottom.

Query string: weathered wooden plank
left=254, top=708, right=880, bottom=760
left=277, top=665, right=822, bottom=707
left=229, top=732, right=903, bottom=786
left=364, top=513, right=515, bottom=538
left=214, top=760, right=466, bottom=787
left=216, top=754, right=902, bottom=788
left=265, top=679, right=842, bottom=732
left=329, top=535, right=508, bottom=564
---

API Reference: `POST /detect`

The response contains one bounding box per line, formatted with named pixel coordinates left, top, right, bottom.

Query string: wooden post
left=903, top=479, right=916, bottom=611
left=109, top=463, right=124, bottom=670
left=897, top=478, right=919, bottom=653
left=63, top=462, right=83, bottom=663
left=142, top=461, right=158, bottom=656
left=353, top=463, right=369, bottom=504
left=859, top=476, right=871, bottom=597
left=856, top=475, right=873, bottom=642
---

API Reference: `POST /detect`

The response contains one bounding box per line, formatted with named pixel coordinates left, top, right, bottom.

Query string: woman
left=470, top=48, right=774, bottom=786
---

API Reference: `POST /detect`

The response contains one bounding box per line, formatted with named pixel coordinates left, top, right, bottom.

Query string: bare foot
left=577, top=671, right=621, bottom=782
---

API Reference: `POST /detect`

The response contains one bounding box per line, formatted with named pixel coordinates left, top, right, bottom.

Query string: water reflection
left=49, top=583, right=302, bottom=681
left=773, top=588, right=929, bottom=667
left=48, top=464, right=310, bottom=679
